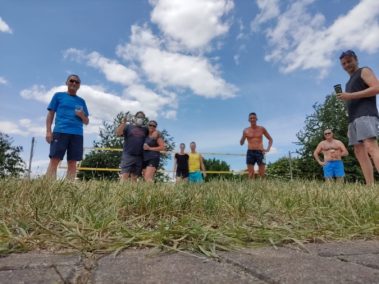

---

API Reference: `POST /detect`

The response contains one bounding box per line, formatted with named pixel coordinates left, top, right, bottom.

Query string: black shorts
left=246, top=150, right=265, bottom=166
left=49, top=132, right=83, bottom=161
left=176, top=169, right=189, bottom=178
left=143, top=157, right=160, bottom=169
left=120, top=154, right=143, bottom=176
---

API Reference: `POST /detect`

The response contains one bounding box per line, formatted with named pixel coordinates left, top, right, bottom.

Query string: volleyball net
left=61, top=147, right=250, bottom=175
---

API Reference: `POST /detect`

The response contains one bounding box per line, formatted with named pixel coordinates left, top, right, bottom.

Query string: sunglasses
left=339, top=50, right=356, bottom=59
left=69, top=79, right=81, bottom=84
left=324, top=132, right=332, bottom=135
left=148, top=124, right=157, bottom=128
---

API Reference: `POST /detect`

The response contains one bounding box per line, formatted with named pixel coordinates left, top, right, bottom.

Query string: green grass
left=0, top=178, right=378, bottom=256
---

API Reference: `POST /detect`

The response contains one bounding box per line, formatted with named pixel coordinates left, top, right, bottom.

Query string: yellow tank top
left=189, top=152, right=201, bottom=172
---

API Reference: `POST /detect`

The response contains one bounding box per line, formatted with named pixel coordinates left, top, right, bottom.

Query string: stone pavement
left=0, top=240, right=378, bottom=283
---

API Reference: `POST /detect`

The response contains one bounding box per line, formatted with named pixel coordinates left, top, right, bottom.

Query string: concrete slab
left=0, top=251, right=81, bottom=269
left=0, top=268, right=63, bottom=284
left=0, top=251, right=80, bottom=283
left=93, top=248, right=265, bottom=284
left=338, top=254, right=379, bottom=270
left=221, top=246, right=379, bottom=284
left=292, top=240, right=379, bottom=257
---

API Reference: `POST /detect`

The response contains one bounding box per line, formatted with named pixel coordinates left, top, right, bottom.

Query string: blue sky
left=1, top=0, right=379, bottom=175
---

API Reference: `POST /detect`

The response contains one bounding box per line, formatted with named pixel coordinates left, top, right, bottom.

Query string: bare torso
left=320, top=140, right=345, bottom=161
left=244, top=126, right=265, bottom=151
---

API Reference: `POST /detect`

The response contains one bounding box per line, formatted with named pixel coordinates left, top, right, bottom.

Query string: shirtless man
left=313, top=129, right=349, bottom=181
left=240, top=112, right=273, bottom=178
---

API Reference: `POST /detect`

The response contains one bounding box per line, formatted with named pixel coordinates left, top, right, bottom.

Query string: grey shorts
left=348, top=116, right=379, bottom=145
left=120, top=154, right=143, bottom=176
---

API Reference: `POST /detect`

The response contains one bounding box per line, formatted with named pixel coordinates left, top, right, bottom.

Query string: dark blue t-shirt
left=47, top=92, right=89, bottom=135
left=123, top=125, right=148, bottom=156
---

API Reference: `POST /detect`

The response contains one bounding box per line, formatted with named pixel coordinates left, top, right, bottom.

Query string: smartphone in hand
left=334, top=84, right=342, bottom=94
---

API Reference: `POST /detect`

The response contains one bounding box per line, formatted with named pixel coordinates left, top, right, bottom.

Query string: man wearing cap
left=313, top=129, right=348, bottom=181
left=337, top=50, right=379, bottom=185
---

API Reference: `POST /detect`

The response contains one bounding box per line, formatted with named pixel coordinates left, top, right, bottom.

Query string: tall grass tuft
left=0, top=178, right=378, bottom=256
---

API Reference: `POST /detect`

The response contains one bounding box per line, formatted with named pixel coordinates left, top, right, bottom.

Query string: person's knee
left=363, top=139, right=379, bottom=156
left=354, top=144, right=366, bottom=157
left=49, top=158, right=61, bottom=168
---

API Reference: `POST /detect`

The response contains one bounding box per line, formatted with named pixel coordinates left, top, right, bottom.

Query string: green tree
left=203, top=158, right=233, bottom=181
left=77, top=112, right=175, bottom=181
left=266, top=156, right=302, bottom=180
left=0, top=133, right=25, bottom=178
left=295, top=94, right=363, bottom=182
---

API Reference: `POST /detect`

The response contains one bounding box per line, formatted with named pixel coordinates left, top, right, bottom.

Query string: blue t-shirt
left=47, top=92, right=89, bottom=136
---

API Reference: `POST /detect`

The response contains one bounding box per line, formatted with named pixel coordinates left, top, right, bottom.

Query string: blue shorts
left=120, top=154, right=143, bottom=176
left=188, top=171, right=204, bottom=183
left=246, top=150, right=265, bottom=166
left=323, top=160, right=345, bottom=178
left=49, top=132, right=83, bottom=161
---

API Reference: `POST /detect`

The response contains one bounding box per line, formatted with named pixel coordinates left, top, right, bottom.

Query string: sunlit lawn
left=0, top=178, right=378, bottom=256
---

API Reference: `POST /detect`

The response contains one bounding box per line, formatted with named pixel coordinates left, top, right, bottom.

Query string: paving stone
left=0, top=268, right=63, bottom=284
left=295, top=240, right=379, bottom=257
left=338, top=254, right=379, bottom=270
left=1, top=241, right=379, bottom=284
left=93, top=248, right=265, bottom=284
left=221, top=246, right=379, bottom=284
left=0, top=251, right=80, bottom=283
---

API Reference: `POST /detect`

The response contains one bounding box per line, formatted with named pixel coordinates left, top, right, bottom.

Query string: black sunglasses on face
left=69, top=79, right=81, bottom=84
left=149, top=124, right=157, bottom=127
left=324, top=132, right=332, bottom=135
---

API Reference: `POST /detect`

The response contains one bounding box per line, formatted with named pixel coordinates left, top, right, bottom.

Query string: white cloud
left=253, top=0, right=379, bottom=75
left=0, top=76, right=7, bottom=85
left=19, top=83, right=177, bottom=135
left=0, top=17, right=12, bottom=33
left=20, top=85, right=65, bottom=103
left=150, top=0, right=234, bottom=50
left=64, top=49, right=138, bottom=86
left=123, top=84, right=177, bottom=119
left=0, top=119, right=44, bottom=137
left=0, top=121, right=24, bottom=135
left=251, top=0, right=280, bottom=31
left=117, top=25, right=237, bottom=98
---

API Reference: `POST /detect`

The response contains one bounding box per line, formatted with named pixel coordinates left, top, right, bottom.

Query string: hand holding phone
left=334, top=84, right=342, bottom=94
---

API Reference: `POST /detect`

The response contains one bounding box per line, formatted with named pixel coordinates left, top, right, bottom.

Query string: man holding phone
left=337, top=50, right=379, bottom=185
left=45, top=74, right=89, bottom=180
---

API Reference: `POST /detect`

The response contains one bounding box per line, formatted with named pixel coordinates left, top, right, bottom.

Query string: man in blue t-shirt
left=337, top=50, right=379, bottom=185
left=45, top=74, right=89, bottom=180
left=116, top=111, right=148, bottom=182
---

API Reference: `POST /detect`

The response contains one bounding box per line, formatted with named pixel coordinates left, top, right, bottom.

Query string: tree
left=295, top=94, right=363, bottom=182
left=77, top=112, right=175, bottom=181
left=203, top=158, right=233, bottom=181
left=266, top=156, right=302, bottom=180
left=0, top=132, right=25, bottom=178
